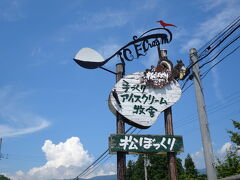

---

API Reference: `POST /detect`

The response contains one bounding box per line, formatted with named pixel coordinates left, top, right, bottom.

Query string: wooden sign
left=109, top=72, right=181, bottom=129
left=109, top=134, right=184, bottom=154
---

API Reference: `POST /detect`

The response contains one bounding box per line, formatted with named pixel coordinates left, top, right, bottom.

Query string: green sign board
left=109, top=134, right=184, bottom=154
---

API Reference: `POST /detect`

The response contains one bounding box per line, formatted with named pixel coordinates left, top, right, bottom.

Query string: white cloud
left=42, top=137, right=92, bottom=168
left=98, top=43, right=120, bottom=60
left=97, top=42, right=121, bottom=68
left=0, top=0, right=25, bottom=21
left=218, top=142, right=232, bottom=155
left=180, top=1, right=240, bottom=102
left=9, top=137, right=115, bottom=180
left=0, top=86, right=50, bottom=137
left=69, top=10, right=130, bottom=31
left=199, top=0, right=237, bottom=11
left=211, top=67, right=224, bottom=102
left=30, top=47, right=42, bottom=57
left=181, top=1, right=240, bottom=52
left=140, top=0, right=160, bottom=10
left=181, top=39, right=203, bottom=53
left=191, top=148, right=205, bottom=169
left=0, top=120, right=50, bottom=137
left=142, top=48, right=159, bottom=68
left=190, top=142, right=239, bottom=169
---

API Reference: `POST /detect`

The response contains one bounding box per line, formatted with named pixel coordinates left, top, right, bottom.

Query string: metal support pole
left=116, top=63, right=126, bottom=180
left=190, top=48, right=217, bottom=180
left=144, top=154, right=148, bottom=180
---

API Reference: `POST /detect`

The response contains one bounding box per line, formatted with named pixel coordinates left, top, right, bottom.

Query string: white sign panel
left=109, top=72, right=181, bottom=129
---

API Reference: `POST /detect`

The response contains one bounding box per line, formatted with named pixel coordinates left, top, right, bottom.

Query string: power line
left=201, top=44, right=240, bottom=79
left=197, top=18, right=240, bottom=61
left=200, top=34, right=240, bottom=69
left=73, top=126, right=138, bottom=179
left=181, top=33, right=240, bottom=93
left=83, top=154, right=113, bottom=178
left=197, top=16, right=240, bottom=54
left=182, top=17, right=240, bottom=81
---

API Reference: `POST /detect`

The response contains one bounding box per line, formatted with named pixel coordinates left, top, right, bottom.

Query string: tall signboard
left=74, top=23, right=185, bottom=180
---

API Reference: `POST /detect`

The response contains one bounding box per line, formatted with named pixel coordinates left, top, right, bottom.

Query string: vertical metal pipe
left=144, top=154, right=148, bottom=180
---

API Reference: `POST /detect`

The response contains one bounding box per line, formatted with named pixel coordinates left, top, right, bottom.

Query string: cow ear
left=159, top=60, right=173, bottom=71
left=177, top=60, right=182, bottom=64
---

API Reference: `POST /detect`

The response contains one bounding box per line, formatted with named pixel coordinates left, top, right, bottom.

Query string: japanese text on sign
left=119, top=135, right=176, bottom=151
left=120, top=80, right=167, bottom=118
left=109, top=134, right=184, bottom=154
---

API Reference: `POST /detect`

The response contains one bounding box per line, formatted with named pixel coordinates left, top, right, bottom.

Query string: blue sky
left=0, top=0, right=240, bottom=179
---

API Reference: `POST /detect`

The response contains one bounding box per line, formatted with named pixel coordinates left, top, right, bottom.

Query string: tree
left=126, top=155, right=144, bottom=180
left=227, top=120, right=240, bottom=146
left=216, top=146, right=240, bottom=178
left=216, top=119, right=240, bottom=178
left=0, top=174, right=10, bottom=180
left=126, top=154, right=185, bottom=180
left=184, top=154, right=198, bottom=179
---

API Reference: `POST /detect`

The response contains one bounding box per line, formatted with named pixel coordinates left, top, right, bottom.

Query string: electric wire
left=74, top=126, right=138, bottom=179
left=200, top=34, right=240, bottom=69
left=182, top=33, right=240, bottom=93
left=182, top=17, right=240, bottom=80
left=158, top=91, right=240, bottom=133
left=79, top=153, right=111, bottom=178
left=197, top=19, right=240, bottom=61
left=198, top=16, right=240, bottom=57
left=83, top=154, right=113, bottom=178
left=174, top=92, right=240, bottom=127
left=201, top=44, right=240, bottom=79
left=197, top=16, right=240, bottom=54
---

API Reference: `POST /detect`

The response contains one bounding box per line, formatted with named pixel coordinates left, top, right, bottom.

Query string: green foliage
left=196, top=174, right=207, bottom=180
left=216, top=146, right=240, bottom=178
left=216, top=119, right=240, bottom=178
left=147, top=154, right=168, bottom=180
left=126, top=155, right=144, bottom=180
left=184, top=153, right=198, bottom=179
left=227, top=120, right=240, bottom=146
left=126, top=154, right=187, bottom=180
left=0, top=174, right=11, bottom=180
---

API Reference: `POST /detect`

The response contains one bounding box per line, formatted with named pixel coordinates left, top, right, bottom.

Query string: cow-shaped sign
left=109, top=71, right=182, bottom=129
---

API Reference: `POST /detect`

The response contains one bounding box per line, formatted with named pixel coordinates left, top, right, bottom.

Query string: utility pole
left=144, top=154, right=148, bottom=180
left=0, top=138, right=2, bottom=160
left=190, top=48, right=217, bottom=180
left=116, top=63, right=126, bottom=180
left=159, top=49, right=178, bottom=180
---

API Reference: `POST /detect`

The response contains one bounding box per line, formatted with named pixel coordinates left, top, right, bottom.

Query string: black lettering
left=134, top=42, right=144, bottom=58
left=117, top=51, right=124, bottom=62
left=123, top=48, right=134, bottom=61
left=143, top=39, right=150, bottom=52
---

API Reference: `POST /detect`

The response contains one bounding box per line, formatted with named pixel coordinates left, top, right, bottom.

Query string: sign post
left=116, top=63, right=126, bottom=180
left=74, top=25, right=185, bottom=180
left=164, top=107, right=177, bottom=180
left=159, top=49, right=178, bottom=180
